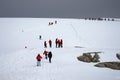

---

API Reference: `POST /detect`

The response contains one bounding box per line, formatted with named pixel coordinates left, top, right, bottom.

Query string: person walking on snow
left=55, top=20, right=57, bottom=24
left=36, top=54, right=42, bottom=66
left=58, top=39, right=61, bottom=48
left=43, top=50, right=48, bottom=59
left=60, top=39, right=63, bottom=48
left=44, top=41, right=47, bottom=48
left=49, top=40, right=52, bottom=48
left=55, top=38, right=58, bottom=48
left=39, top=35, right=42, bottom=40
left=48, top=51, right=52, bottom=63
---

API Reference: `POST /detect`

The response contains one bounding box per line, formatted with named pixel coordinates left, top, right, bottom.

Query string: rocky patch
left=77, top=52, right=101, bottom=63
left=95, top=62, right=120, bottom=70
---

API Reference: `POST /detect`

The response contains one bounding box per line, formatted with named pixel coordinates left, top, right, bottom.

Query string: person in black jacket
left=39, top=35, right=42, bottom=40
left=48, top=51, right=52, bottom=63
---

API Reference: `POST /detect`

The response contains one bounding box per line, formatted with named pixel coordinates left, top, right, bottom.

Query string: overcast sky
left=0, top=0, right=120, bottom=18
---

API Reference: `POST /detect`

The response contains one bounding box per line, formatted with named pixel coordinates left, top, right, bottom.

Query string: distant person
left=49, top=22, right=53, bottom=25
left=25, top=46, right=27, bottom=48
left=49, top=40, right=52, bottom=48
left=58, top=39, right=61, bottom=48
left=60, top=39, right=63, bottom=48
left=49, top=22, right=51, bottom=25
left=44, top=41, right=47, bottom=48
left=36, top=54, right=42, bottom=66
left=48, top=51, right=52, bottom=63
left=55, top=20, right=57, bottom=24
left=51, top=22, right=53, bottom=25
left=43, top=50, right=48, bottom=59
left=55, top=38, right=58, bottom=48
left=39, top=35, right=42, bottom=40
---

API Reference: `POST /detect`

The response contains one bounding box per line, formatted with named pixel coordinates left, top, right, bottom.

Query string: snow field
left=0, top=18, right=120, bottom=80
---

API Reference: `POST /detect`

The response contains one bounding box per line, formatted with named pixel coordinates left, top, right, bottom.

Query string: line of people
left=36, top=37, right=63, bottom=66
left=44, top=38, right=63, bottom=48
left=48, top=20, right=57, bottom=26
left=36, top=50, right=52, bottom=66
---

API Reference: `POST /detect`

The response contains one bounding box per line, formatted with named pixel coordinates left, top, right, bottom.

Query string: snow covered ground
left=0, top=18, right=120, bottom=80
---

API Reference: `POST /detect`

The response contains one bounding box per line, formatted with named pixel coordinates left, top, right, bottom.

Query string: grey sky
left=0, top=0, right=120, bottom=18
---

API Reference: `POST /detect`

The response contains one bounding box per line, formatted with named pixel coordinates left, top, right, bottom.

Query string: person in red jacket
left=44, top=41, right=47, bottom=48
left=58, top=39, right=61, bottom=48
left=36, top=54, right=42, bottom=66
left=55, top=38, right=58, bottom=48
left=43, top=50, right=48, bottom=59
left=49, top=40, right=52, bottom=48
left=60, top=39, right=63, bottom=48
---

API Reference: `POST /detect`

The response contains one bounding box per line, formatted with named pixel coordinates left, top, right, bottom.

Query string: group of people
left=55, top=38, right=63, bottom=48
left=85, top=17, right=115, bottom=21
left=44, top=40, right=52, bottom=48
left=43, top=50, right=52, bottom=63
left=36, top=38, right=63, bottom=66
left=36, top=50, right=52, bottom=66
left=44, top=38, right=63, bottom=48
left=48, top=20, right=57, bottom=26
